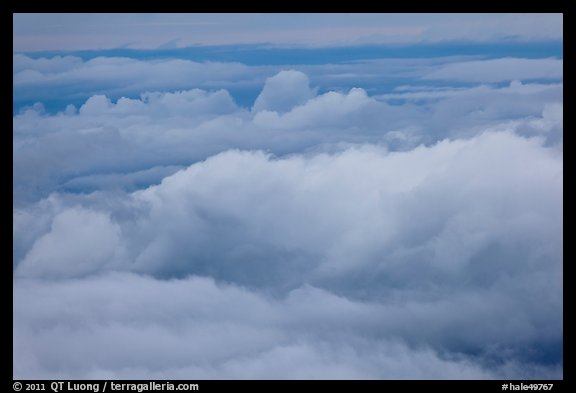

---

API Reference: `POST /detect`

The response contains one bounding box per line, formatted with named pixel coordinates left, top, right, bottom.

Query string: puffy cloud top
left=252, top=70, right=317, bottom=113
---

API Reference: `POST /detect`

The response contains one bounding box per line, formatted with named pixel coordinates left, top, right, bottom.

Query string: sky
left=13, top=13, right=564, bottom=51
left=13, top=13, right=563, bottom=380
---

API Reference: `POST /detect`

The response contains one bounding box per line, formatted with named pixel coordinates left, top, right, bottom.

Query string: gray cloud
left=13, top=43, right=563, bottom=380
left=13, top=54, right=253, bottom=106
left=252, top=70, right=317, bottom=113
left=14, top=129, right=562, bottom=379
left=13, top=271, right=562, bottom=379
left=13, top=14, right=563, bottom=51
left=13, top=67, right=562, bottom=206
left=13, top=55, right=564, bottom=108
left=423, top=58, right=563, bottom=83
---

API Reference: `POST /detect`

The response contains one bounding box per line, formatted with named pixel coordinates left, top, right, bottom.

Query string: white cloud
left=424, top=58, right=563, bottom=83
left=15, top=129, right=563, bottom=285
left=17, top=208, right=122, bottom=278
left=254, top=87, right=379, bottom=130
left=252, top=70, right=317, bottom=113
left=13, top=54, right=83, bottom=74
left=13, top=54, right=252, bottom=104
left=14, top=129, right=562, bottom=378
left=13, top=272, right=561, bottom=379
left=80, top=89, right=239, bottom=118
left=13, top=43, right=563, bottom=380
left=13, top=69, right=562, bottom=207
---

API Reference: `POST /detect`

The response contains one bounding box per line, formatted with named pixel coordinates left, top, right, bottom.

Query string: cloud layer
left=13, top=63, right=563, bottom=205
left=13, top=38, right=563, bottom=380
left=13, top=13, right=563, bottom=51
left=14, top=272, right=561, bottom=380
left=14, top=130, right=562, bottom=379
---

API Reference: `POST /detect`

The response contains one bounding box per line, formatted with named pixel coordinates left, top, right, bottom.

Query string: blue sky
left=13, top=13, right=563, bottom=380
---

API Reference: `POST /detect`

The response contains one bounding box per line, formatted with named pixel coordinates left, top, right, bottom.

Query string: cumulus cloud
left=14, top=130, right=562, bottom=379
left=14, top=54, right=563, bottom=114
left=13, top=67, right=562, bottom=206
left=252, top=70, right=317, bottom=113
left=13, top=40, right=563, bottom=380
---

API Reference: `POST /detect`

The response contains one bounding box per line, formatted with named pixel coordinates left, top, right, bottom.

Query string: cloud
left=252, top=70, right=317, bottom=113
left=424, top=58, right=563, bottom=83
left=14, top=129, right=562, bottom=379
left=15, top=131, right=563, bottom=285
left=13, top=14, right=562, bottom=51
left=13, top=68, right=562, bottom=207
left=254, top=87, right=379, bottom=130
left=80, top=89, right=239, bottom=118
left=13, top=38, right=563, bottom=380
left=14, top=54, right=563, bottom=115
left=17, top=208, right=122, bottom=278
left=60, top=165, right=184, bottom=193
left=13, top=272, right=561, bottom=379
left=13, top=54, right=252, bottom=106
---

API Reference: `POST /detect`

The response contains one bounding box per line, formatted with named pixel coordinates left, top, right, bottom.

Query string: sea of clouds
left=13, top=52, right=563, bottom=379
